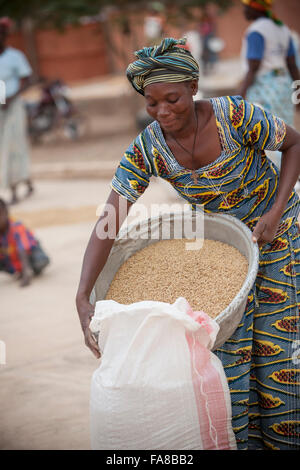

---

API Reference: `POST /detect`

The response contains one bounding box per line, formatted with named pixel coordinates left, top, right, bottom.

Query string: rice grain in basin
left=105, top=238, right=249, bottom=318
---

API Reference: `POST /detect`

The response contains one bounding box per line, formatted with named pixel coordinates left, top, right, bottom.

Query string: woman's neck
left=178, top=105, right=198, bottom=139
left=252, top=11, right=268, bottom=21
left=168, top=101, right=210, bottom=141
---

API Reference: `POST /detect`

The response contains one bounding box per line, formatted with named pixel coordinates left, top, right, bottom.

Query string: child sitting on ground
left=0, top=198, right=49, bottom=287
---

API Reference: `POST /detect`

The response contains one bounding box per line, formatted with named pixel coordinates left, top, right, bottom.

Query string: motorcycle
left=26, top=78, right=87, bottom=144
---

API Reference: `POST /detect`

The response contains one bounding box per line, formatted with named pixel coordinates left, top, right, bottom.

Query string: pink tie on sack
left=185, top=304, right=234, bottom=450
left=186, top=306, right=217, bottom=349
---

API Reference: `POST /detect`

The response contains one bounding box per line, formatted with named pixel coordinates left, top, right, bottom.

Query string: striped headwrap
left=126, top=37, right=199, bottom=95
left=241, top=0, right=283, bottom=25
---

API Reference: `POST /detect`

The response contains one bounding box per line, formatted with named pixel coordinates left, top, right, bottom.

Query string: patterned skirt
left=216, top=220, right=300, bottom=450
left=246, top=70, right=295, bottom=128
left=0, top=98, right=31, bottom=189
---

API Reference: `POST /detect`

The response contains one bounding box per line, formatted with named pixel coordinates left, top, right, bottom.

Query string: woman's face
left=144, top=80, right=198, bottom=134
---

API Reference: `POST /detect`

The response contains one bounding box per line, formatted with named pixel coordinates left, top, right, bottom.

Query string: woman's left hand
left=252, top=208, right=282, bottom=248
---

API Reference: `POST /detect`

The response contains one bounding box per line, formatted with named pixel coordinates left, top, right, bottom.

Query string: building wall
left=35, top=24, right=109, bottom=81
left=7, top=23, right=110, bottom=82
left=6, top=30, right=26, bottom=53
left=5, top=1, right=300, bottom=82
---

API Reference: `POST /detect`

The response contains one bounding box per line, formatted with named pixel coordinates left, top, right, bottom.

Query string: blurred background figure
left=199, top=5, right=222, bottom=75
left=239, top=0, right=300, bottom=126
left=0, top=17, right=34, bottom=205
left=185, top=23, right=203, bottom=71
left=184, top=23, right=203, bottom=101
left=144, top=2, right=165, bottom=47
left=0, top=198, right=49, bottom=287
left=238, top=0, right=300, bottom=188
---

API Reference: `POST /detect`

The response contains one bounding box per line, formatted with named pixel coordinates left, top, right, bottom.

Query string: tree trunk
left=21, top=17, right=39, bottom=79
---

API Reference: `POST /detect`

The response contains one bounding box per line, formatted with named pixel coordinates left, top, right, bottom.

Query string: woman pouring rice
left=76, top=37, right=300, bottom=450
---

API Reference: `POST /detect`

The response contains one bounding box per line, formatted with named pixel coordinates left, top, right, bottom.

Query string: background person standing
left=199, top=5, right=219, bottom=75
left=0, top=17, right=34, bottom=205
left=238, top=0, right=300, bottom=188
left=239, top=0, right=300, bottom=125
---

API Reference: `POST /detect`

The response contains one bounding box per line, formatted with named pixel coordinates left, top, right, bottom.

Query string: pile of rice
left=105, top=238, right=248, bottom=318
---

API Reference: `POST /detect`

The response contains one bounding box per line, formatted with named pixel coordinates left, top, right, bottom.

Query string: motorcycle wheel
left=63, top=114, right=89, bottom=140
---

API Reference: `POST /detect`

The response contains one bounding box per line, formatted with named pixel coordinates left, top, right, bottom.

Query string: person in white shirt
left=0, top=17, right=34, bottom=204
left=238, top=0, right=300, bottom=189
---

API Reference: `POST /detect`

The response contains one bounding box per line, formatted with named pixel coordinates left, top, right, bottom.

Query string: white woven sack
left=89, top=297, right=237, bottom=450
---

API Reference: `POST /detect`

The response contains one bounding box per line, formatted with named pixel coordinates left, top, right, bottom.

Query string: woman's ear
left=190, top=79, right=198, bottom=96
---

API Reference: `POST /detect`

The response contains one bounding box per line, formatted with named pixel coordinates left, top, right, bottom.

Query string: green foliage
left=0, top=0, right=233, bottom=28
left=0, top=0, right=101, bottom=27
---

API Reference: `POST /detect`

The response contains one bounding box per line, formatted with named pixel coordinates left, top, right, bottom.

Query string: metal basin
left=91, top=211, right=259, bottom=350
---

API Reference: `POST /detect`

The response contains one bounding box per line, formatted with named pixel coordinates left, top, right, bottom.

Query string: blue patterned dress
left=110, top=95, right=300, bottom=450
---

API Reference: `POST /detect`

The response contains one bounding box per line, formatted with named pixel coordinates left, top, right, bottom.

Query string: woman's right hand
left=75, top=191, right=133, bottom=360
left=76, top=297, right=101, bottom=359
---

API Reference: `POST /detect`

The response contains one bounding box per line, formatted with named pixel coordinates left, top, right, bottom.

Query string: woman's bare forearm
left=76, top=226, right=115, bottom=302
left=286, top=55, right=300, bottom=83
left=238, top=70, right=256, bottom=98
left=75, top=190, right=132, bottom=356
left=238, top=59, right=261, bottom=98
left=76, top=190, right=132, bottom=327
